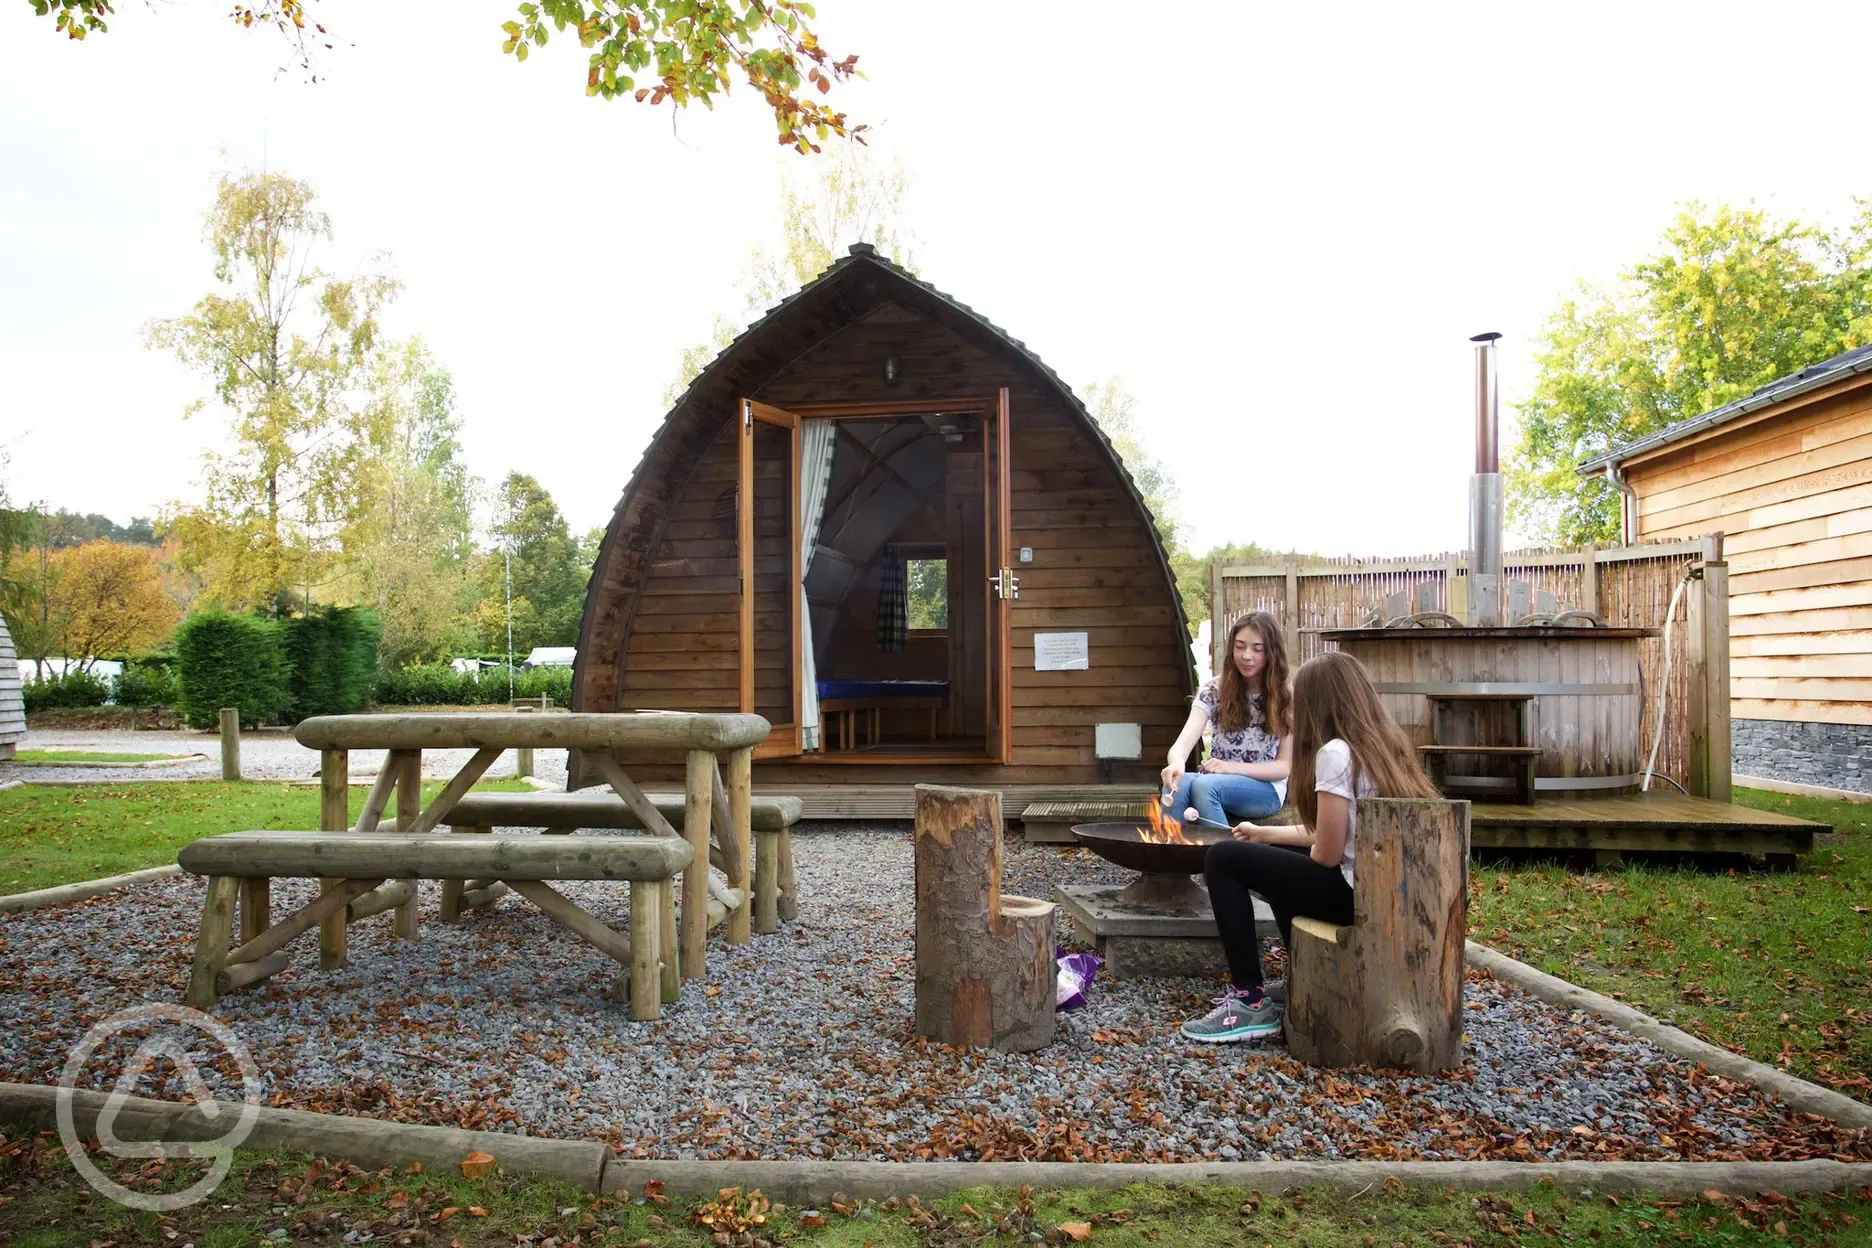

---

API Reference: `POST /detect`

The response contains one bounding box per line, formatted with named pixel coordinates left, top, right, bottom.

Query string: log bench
left=178, top=831, right=692, bottom=1021
left=1284, top=797, right=1471, bottom=1073
left=444, top=791, right=802, bottom=933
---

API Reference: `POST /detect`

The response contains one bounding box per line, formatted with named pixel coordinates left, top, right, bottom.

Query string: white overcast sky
left=5, top=1, right=1870, bottom=557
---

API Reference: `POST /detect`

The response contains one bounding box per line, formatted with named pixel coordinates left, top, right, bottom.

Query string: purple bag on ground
left=1056, top=949, right=1103, bottom=1011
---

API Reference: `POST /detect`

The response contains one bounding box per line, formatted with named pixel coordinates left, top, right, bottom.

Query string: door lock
left=990, top=568, right=1021, bottom=600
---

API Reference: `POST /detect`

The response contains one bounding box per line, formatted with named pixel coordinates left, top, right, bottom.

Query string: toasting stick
left=1159, top=791, right=1235, bottom=833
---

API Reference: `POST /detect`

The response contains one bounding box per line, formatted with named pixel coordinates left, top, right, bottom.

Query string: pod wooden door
left=739, top=398, right=803, bottom=757
left=985, top=387, right=1013, bottom=762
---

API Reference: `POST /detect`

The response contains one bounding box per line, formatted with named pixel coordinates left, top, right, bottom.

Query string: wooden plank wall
left=0, top=614, right=24, bottom=748
left=1213, top=543, right=1705, bottom=791
left=1625, top=379, right=1872, bottom=728
left=618, top=424, right=790, bottom=716
left=608, top=301, right=1193, bottom=783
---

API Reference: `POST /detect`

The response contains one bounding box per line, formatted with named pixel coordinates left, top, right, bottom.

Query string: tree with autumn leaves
left=4, top=541, right=178, bottom=675
left=30, top=0, right=865, bottom=152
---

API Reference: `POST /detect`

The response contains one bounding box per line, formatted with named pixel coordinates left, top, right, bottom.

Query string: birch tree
left=149, top=172, right=399, bottom=612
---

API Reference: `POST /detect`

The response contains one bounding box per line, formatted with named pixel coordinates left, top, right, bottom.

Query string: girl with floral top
left=1180, top=650, right=1440, bottom=1043
left=1161, top=611, right=1293, bottom=829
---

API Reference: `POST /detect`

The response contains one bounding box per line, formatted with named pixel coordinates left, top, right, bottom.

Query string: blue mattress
left=817, top=679, right=949, bottom=700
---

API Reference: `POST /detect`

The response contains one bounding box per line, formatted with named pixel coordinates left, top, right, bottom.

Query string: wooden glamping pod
left=573, top=245, right=1196, bottom=812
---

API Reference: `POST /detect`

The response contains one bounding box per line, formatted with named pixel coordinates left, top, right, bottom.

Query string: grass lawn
left=0, top=779, right=534, bottom=895
left=1, top=1135, right=1867, bottom=1247
left=11, top=750, right=194, bottom=763
left=1471, top=788, right=1872, bottom=1099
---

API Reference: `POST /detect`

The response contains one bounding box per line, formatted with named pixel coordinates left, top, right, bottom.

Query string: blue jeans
left=1170, top=772, right=1284, bottom=830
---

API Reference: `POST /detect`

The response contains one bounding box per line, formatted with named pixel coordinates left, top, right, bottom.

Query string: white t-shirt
left=1315, top=738, right=1376, bottom=888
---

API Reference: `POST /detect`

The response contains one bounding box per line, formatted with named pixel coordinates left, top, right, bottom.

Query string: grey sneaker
left=1180, top=992, right=1282, bottom=1043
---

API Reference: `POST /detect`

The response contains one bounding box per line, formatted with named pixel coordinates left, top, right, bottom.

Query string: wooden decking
left=759, top=784, right=1827, bottom=860
left=1469, top=790, right=1823, bottom=860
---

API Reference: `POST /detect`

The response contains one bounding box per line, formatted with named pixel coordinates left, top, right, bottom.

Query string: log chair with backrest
left=912, top=784, right=1057, bottom=1054
left=1283, top=796, right=1470, bottom=1074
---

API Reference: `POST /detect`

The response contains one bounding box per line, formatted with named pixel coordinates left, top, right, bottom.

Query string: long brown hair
left=1289, top=650, right=1437, bottom=828
left=1216, top=611, right=1291, bottom=737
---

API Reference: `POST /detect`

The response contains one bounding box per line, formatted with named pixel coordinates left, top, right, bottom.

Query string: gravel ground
left=0, top=728, right=564, bottom=788
left=0, top=825, right=1865, bottom=1165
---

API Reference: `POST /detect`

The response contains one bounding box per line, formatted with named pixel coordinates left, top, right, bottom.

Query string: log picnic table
left=179, top=711, right=770, bottom=1021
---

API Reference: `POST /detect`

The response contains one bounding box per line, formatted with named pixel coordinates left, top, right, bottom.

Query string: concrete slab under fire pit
left=1056, top=882, right=1277, bottom=979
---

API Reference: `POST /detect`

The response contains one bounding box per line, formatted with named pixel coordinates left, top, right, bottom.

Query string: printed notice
left=1033, top=631, right=1089, bottom=671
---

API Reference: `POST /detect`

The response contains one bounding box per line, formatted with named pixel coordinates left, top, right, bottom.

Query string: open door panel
left=984, top=387, right=1013, bottom=762
left=739, top=398, right=803, bottom=758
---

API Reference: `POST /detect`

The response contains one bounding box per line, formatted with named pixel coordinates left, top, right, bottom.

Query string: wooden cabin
left=573, top=244, right=1195, bottom=813
left=0, top=613, right=23, bottom=761
left=1581, top=343, right=1872, bottom=796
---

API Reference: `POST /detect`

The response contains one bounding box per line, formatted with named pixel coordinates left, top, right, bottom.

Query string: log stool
left=1285, top=797, right=1470, bottom=1073
left=912, top=784, right=1056, bottom=1053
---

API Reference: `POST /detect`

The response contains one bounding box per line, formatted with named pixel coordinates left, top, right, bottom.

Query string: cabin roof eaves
left=1576, top=342, right=1872, bottom=477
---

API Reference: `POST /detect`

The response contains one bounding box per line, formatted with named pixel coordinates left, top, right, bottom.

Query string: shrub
left=282, top=606, right=382, bottom=721
left=175, top=611, right=290, bottom=729
left=371, top=663, right=575, bottom=707
left=22, top=669, right=111, bottom=713
left=112, top=661, right=179, bottom=708
left=510, top=665, right=574, bottom=704
left=373, top=664, right=477, bottom=706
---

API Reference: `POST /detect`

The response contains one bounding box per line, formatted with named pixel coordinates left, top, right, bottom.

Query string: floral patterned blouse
left=1195, top=679, right=1282, bottom=765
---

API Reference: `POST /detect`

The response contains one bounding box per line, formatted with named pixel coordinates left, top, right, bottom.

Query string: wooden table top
left=294, top=711, right=772, bottom=752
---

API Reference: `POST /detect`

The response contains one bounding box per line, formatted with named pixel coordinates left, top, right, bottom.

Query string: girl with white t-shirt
left=1181, top=651, right=1440, bottom=1043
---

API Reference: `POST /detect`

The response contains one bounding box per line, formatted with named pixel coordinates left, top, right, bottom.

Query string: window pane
left=906, top=558, right=947, bottom=630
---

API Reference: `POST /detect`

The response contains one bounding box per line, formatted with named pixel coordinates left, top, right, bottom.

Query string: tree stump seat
left=444, top=789, right=800, bottom=931
left=914, top=785, right=1057, bottom=1053
left=1284, top=797, right=1470, bottom=1074
left=178, top=831, right=692, bottom=1021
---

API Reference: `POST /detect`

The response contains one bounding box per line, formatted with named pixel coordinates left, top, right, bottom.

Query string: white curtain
left=798, top=419, right=837, bottom=750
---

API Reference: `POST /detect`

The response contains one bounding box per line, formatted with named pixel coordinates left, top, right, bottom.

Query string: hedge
left=282, top=606, right=381, bottom=720
left=112, top=661, right=178, bottom=708
left=22, top=669, right=111, bottom=713
left=374, top=663, right=574, bottom=707
left=175, top=612, right=290, bottom=729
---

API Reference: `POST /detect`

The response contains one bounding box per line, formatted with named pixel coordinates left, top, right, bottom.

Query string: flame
left=1137, top=793, right=1193, bottom=845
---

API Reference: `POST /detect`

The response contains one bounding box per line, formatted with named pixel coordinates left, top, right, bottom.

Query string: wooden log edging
left=1, top=755, right=204, bottom=769
left=0, top=864, right=183, bottom=916
left=6, top=1084, right=1871, bottom=1202
left=1466, top=940, right=1872, bottom=1128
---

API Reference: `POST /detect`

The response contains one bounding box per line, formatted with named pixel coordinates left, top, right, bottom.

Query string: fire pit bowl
left=1071, top=821, right=1231, bottom=909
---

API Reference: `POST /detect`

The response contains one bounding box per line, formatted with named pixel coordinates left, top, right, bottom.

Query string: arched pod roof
left=575, top=243, right=1195, bottom=710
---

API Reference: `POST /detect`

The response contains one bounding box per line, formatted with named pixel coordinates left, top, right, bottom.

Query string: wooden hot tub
left=1319, top=626, right=1659, bottom=797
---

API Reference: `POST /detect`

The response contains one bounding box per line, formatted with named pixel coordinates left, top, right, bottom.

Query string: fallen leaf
left=459, top=1150, right=496, bottom=1179
left=432, top=1207, right=459, bottom=1224
left=386, top=1190, right=409, bottom=1209
left=468, top=1206, right=489, bottom=1217
left=1060, top=1221, right=1093, bottom=1242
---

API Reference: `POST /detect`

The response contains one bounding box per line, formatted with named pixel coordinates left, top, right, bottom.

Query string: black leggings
left=1203, top=840, right=1354, bottom=992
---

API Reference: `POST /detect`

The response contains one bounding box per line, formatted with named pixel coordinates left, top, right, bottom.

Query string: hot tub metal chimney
left=1468, top=332, right=1505, bottom=627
